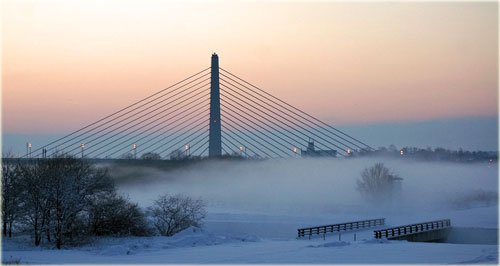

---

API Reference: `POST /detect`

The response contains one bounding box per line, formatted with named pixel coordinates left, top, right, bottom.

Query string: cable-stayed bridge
left=23, top=54, right=373, bottom=160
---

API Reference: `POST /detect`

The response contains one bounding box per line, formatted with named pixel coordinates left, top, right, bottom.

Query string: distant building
left=301, top=140, right=337, bottom=157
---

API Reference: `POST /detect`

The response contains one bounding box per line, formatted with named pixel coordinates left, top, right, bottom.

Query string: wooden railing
left=374, top=219, right=451, bottom=239
left=297, top=218, right=385, bottom=238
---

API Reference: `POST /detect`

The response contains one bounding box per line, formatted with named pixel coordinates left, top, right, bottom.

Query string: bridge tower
left=209, top=53, right=222, bottom=157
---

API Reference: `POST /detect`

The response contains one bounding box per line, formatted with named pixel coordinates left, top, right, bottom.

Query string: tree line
left=356, top=145, right=497, bottom=163
left=1, top=156, right=206, bottom=249
left=121, top=146, right=497, bottom=162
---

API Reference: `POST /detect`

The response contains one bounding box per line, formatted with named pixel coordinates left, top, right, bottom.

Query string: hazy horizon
left=2, top=115, right=497, bottom=156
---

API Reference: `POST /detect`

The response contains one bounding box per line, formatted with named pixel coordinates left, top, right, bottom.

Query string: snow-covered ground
left=3, top=206, right=498, bottom=264
left=2, top=206, right=498, bottom=264
left=2, top=159, right=498, bottom=264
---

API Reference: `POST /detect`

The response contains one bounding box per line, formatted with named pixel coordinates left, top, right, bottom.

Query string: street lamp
left=185, top=144, right=190, bottom=157
left=400, top=149, right=404, bottom=156
left=80, top=143, right=85, bottom=158
left=293, top=147, right=299, bottom=157
left=239, top=146, right=246, bottom=157
left=26, top=142, right=32, bottom=158
left=132, top=144, right=137, bottom=159
left=347, top=149, right=352, bottom=156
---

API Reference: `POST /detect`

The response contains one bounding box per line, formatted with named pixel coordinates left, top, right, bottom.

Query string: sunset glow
left=2, top=1, right=498, bottom=134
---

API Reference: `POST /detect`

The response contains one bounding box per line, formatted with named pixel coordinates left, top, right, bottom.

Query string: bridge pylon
left=208, top=53, right=222, bottom=157
left=23, top=53, right=373, bottom=159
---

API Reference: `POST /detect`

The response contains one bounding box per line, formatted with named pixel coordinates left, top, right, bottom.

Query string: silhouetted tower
left=209, top=53, right=222, bottom=157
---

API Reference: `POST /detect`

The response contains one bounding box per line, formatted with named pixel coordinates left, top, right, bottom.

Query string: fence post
left=354, top=233, right=356, bottom=241
left=339, top=233, right=341, bottom=241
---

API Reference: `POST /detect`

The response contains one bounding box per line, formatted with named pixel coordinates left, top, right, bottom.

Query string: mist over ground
left=113, top=158, right=498, bottom=218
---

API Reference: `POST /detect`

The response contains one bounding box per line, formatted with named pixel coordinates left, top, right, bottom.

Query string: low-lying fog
left=112, top=158, right=498, bottom=216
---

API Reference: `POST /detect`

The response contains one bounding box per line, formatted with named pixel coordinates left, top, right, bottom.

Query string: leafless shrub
left=88, top=192, right=152, bottom=236
left=148, top=194, right=206, bottom=236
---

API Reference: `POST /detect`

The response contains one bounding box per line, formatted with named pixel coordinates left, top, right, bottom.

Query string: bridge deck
left=374, top=219, right=451, bottom=240
left=298, top=218, right=385, bottom=238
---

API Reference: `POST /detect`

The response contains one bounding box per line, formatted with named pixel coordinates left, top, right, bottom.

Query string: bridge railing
left=297, top=218, right=385, bottom=238
left=374, top=219, right=451, bottom=239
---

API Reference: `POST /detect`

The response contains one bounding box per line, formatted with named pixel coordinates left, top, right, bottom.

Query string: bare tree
left=1, top=156, right=22, bottom=238
left=18, top=157, right=114, bottom=248
left=169, top=149, right=184, bottom=160
left=356, top=163, right=402, bottom=204
left=17, top=161, right=52, bottom=246
left=149, top=194, right=206, bottom=236
left=45, top=157, right=114, bottom=249
left=140, top=152, right=161, bottom=160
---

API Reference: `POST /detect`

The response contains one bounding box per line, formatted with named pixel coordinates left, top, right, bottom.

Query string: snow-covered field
left=2, top=158, right=498, bottom=264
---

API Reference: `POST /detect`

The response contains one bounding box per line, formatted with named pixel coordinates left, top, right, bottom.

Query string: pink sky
left=2, top=1, right=498, bottom=134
